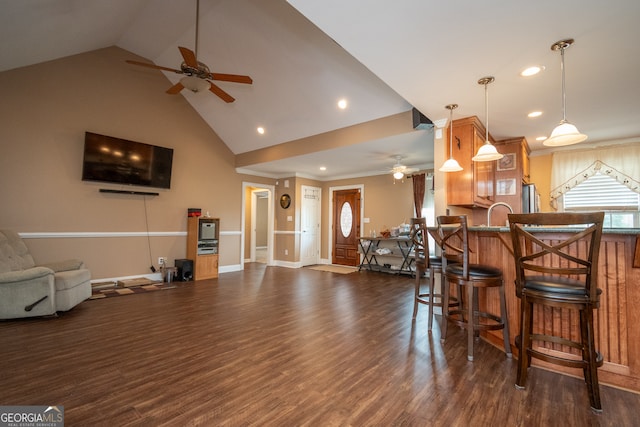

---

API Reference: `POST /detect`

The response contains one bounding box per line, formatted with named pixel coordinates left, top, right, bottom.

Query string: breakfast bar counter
left=464, top=226, right=640, bottom=392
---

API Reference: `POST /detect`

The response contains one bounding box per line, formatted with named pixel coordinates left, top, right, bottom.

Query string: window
left=563, top=173, right=640, bottom=228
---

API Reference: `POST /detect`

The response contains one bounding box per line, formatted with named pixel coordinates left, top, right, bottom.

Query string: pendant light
left=472, top=76, right=503, bottom=162
left=544, top=38, right=587, bottom=146
left=439, top=104, right=463, bottom=172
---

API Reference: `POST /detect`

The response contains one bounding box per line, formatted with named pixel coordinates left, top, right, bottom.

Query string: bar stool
left=508, top=212, right=605, bottom=412
left=409, top=217, right=454, bottom=331
left=437, top=215, right=512, bottom=361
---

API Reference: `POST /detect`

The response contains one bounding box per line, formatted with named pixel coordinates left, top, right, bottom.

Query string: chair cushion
left=0, top=230, right=36, bottom=273
left=54, top=269, right=91, bottom=292
left=446, top=263, right=502, bottom=278
left=429, top=256, right=442, bottom=267
left=524, top=276, right=601, bottom=296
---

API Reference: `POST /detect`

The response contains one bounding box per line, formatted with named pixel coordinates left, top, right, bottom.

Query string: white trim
left=18, top=230, right=241, bottom=239
left=274, top=230, right=300, bottom=234
left=272, top=260, right=302, bottom=269
left=241, top=182, right=275, bottom=270
left=20, top=231, right=186, bottom=239
left=91, top=272, right=163, bottom=284
left=219, top=263, right=243, bottom=273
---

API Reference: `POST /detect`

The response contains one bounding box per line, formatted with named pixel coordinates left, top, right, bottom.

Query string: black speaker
left=174, top=259, right=193, bottom=281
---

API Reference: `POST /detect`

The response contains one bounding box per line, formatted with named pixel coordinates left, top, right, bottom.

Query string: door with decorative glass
left=332, top=188, right=361, bottom=266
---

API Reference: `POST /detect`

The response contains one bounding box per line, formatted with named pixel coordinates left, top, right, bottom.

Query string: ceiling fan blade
left=126, top=60, right=182, bottom=74
left=166, top=82, right=185, bottom=94
left=208, top=81, right=235, bottom=103
left=178, top=46, right=199, bottom=68
left=209, top=73, right=253, bottom=84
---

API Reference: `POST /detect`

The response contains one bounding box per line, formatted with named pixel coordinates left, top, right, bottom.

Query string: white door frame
left=241, top=182, right=275, bottom=268
left=300, top=185, right=321, bottom=266
left=328, top=184, right=364, bottom=265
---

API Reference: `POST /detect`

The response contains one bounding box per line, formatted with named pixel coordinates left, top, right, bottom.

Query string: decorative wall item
left=497, top=178, right=517, bottom=195
left=497, top=153, right=516, bottom=171
left=280, top=194, right=291, bottom=209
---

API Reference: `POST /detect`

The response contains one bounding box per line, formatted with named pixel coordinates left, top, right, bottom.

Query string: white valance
left=549, top=143, right=640, bottom=209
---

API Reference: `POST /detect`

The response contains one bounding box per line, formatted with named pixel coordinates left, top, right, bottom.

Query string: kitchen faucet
left=487, top=202, right=514, bottom=227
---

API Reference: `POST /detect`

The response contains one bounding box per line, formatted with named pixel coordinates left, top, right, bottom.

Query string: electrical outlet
left=158, top=257, right=165, bottom=266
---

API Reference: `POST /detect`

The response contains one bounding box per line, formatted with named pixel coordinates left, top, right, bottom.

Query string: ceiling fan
left=125, top=0, right=252, bottom=102
left=388, top=156, right=418, bottom=181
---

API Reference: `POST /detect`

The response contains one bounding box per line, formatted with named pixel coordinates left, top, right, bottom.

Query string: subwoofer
left=174, top=259, right=193, bottom=281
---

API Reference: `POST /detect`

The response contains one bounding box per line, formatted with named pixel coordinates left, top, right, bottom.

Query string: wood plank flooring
left=1, top=264, right=638, bottom=426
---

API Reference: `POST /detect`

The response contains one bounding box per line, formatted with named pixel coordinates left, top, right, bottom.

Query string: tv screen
left=82, top=132, right=173, bottom=189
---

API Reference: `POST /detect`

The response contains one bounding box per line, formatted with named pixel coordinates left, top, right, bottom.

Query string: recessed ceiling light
left=528, top=111, right=543, bottom=118
left=520, top=66, right=544, bottom=77
left=337, top=99, right=347, bottom=109
left=535, top=136, right=547, bottom=141
left=319, top=166, right=327, bottom=171
left=257, top=127, right=265, bottom=134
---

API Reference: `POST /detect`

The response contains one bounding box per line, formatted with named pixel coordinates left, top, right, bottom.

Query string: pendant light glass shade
left=393, top=171, right=404, bottom=180
left=472, top=76, right=503, bottom=162
left=439, top=104, right=463, bottom=172
left=544, top=39, right=587, bottom=147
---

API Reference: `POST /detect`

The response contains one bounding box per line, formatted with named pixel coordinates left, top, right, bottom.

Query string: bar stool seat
left=437, top=215, right=512, bottom=361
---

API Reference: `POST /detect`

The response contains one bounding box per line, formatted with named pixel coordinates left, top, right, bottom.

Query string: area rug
left=305, top=265, right=356, bottom=274
left=89, top=282, right=178, bottom=300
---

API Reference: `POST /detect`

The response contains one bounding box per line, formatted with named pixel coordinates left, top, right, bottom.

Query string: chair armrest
left=37, top=259, right=84, bottom=273
left=0, top=267, right=53, bottom=284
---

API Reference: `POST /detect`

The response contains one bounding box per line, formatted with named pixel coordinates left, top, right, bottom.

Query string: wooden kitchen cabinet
left=446, top=116, right=495, bottom=208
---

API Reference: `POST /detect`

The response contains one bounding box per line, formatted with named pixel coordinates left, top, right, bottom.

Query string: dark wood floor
left=1, top=264, right=638, bottom=426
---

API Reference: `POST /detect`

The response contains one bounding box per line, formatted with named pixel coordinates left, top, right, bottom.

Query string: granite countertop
left=468, top=225, right=640, bottom=235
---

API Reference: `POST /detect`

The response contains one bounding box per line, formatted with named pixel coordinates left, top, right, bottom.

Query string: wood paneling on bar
left=471, top=230, right=640, bottom=392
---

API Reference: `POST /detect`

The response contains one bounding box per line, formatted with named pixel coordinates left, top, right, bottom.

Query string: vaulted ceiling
left=1, top=0, right=638, bottom=180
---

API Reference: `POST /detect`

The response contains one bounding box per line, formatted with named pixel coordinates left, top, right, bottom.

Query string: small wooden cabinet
left=187, top=217, right=219, bottom=280
left=446, top=116, right=495, bottom=208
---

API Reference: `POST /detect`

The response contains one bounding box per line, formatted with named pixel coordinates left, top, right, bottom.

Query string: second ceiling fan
left=126, top=0, right=252, bottom=103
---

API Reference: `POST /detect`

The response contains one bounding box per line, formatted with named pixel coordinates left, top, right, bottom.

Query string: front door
left=332, top=189, right=361, bottom=266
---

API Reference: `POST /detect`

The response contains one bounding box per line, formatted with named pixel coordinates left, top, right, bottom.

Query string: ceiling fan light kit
left=544, top=38, right=587, bottom=147
left=472, top=76, right=503, bottom=162
left=439, top=104, right=463, bottom=172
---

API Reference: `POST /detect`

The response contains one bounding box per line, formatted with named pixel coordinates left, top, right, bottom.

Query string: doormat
left=89, top=282, right=177, bottom=300
left=305, top=265, right=356, bottom=274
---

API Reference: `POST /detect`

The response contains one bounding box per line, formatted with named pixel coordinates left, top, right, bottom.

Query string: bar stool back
left=437, top=215, right=512, bottom=361
left=508, top=212, right=605, bottom=412
left=409, top=217, right=450, bottom=331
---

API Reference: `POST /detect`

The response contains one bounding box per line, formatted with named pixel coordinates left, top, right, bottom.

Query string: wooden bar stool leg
left=499, top=281, right=512, bottom=357
left=412, top=269, right=421, bottom=320
left=428, top=269, right=435, bottom=331
left=440, top=274, right=450, bottom=343
left=467, top=282, right=474, bottom=361
left=582, top=308, right=602, bottom=412
left=516, top=296, right=531, bottom=389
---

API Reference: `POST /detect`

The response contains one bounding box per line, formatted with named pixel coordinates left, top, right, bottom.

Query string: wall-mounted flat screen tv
left=82, top=132, right=174, bottom=189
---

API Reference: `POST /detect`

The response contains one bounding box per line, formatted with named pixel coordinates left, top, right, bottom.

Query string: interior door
left=300, top=185, right=321, bottom=266
left=332, top=188, right=361, bottom=266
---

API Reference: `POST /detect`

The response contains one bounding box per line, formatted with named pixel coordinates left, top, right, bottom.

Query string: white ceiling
left=2, top=0, right=639, bottom=180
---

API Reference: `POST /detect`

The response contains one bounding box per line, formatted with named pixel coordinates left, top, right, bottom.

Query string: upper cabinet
left=446, top=116, right=495, bottom=208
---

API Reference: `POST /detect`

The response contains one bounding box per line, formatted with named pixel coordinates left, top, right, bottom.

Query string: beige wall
left=530, top=153, right=553, bottom=212
left=0, top=47, right=273, bottom=280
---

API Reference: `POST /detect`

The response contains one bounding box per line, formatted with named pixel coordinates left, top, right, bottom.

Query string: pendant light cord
left=560, top=46, right=567, bottom=122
